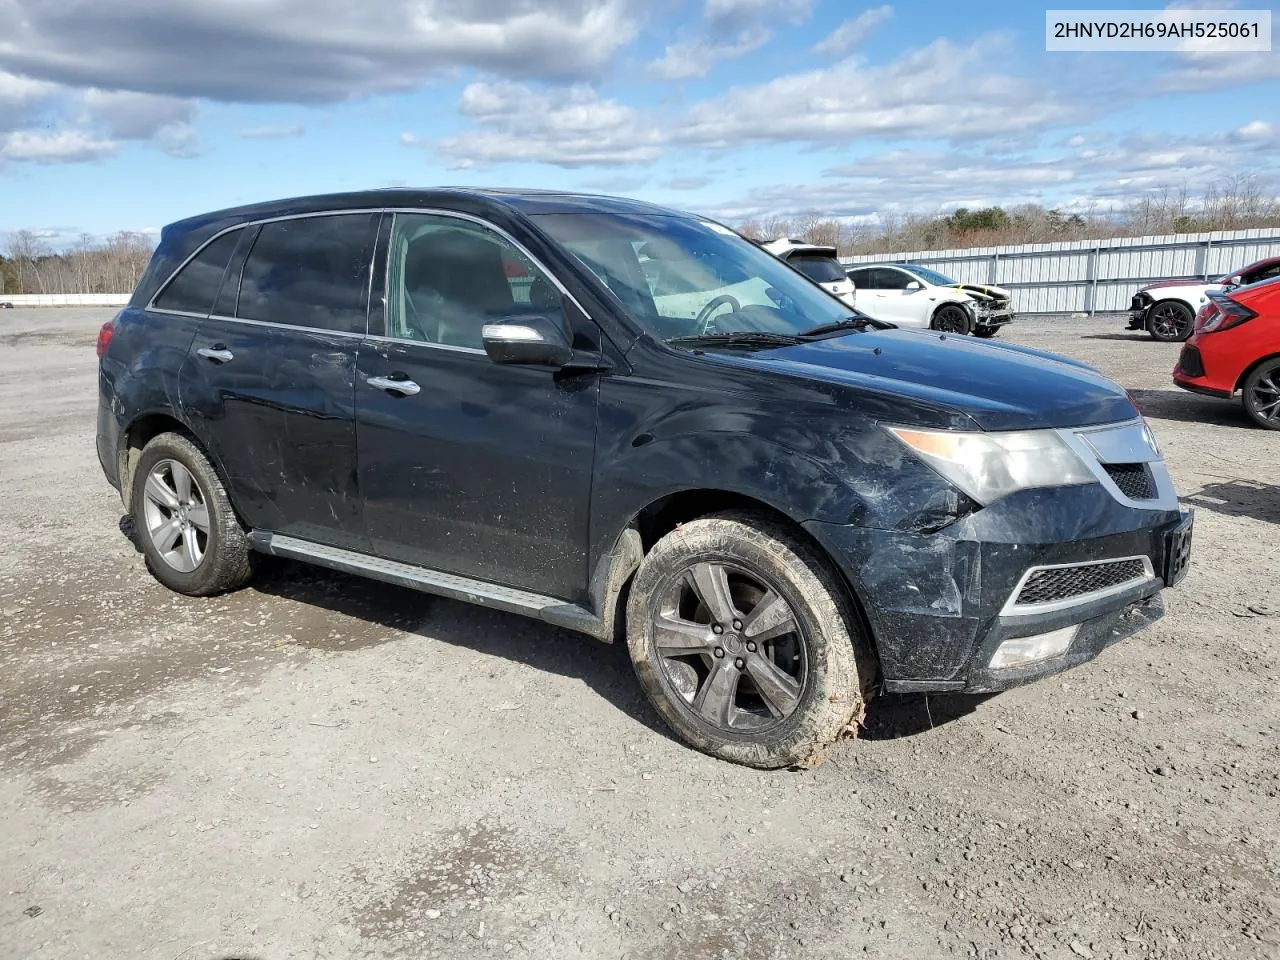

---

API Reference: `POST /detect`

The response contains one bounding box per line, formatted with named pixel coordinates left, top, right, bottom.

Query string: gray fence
left=841, top=228, right=1280, bottom=314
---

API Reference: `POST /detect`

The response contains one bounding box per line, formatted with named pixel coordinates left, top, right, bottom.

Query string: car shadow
left=859, top=691, right=996, bottom=740
left=1126, top=388, right=1253, bottom=428
left=1081, top=333, right=1151, bottom=342
left=246, top=556, right=679, bottom=745
left=1182, top=479, right=1280, bottom=525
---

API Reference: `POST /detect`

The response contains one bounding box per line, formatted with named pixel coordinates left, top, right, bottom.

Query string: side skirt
left=249, top=531, right=606, bottom=639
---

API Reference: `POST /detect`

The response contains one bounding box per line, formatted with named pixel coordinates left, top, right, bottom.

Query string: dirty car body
left=98, top=188, right=1192, bottom=765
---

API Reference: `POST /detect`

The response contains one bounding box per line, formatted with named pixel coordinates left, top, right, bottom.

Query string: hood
left=1139, top=278, right=1219, bottom=292
left=952, top=282, right=1011, bottom=301
left=723, top=329, right=1137, bottom=431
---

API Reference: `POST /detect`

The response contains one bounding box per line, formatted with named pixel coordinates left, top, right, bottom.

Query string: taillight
left=1200, top=293, right=1256, bottom=333
left=96, top=319, right=116, bottom=358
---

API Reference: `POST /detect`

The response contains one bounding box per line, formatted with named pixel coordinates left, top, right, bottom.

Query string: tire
left=973, top=326, right=999, bottom=338
left=1241, top=358, right=1280, bottom=430
left=129, top=432, right=254, bottom=596
left=931, top=304, right=972, bottom=335
left=1146, top=301, right=1194, bottom=342
left=625, top=511, right=874, bottom=769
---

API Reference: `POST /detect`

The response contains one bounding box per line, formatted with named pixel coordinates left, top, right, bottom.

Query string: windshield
left=902, top=264, right=958, bottom=286
left=789, top=255, right=847, bottom=283
left=532, top=212, right=858, bottom=341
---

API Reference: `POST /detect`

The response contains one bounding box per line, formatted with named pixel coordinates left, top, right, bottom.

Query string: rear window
left=237, top=214, right=379, bottom=333
left=152, top=229, right=242, bottom=315
left=789, top=255, right=846, bottom=283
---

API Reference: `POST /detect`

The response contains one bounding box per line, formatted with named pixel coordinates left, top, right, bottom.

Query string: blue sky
left=1, top=0, right=1277, bottom=244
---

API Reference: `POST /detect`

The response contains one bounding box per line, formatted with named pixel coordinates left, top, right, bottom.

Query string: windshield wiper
left=667, top=331, right=802, bottom=348
left=797, top=315, right=891, bottom=337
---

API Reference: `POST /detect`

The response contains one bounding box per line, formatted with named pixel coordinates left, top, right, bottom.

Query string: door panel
left=357, top=341, right=598, bottom=601
left=181, top=320, right=366, bottom=549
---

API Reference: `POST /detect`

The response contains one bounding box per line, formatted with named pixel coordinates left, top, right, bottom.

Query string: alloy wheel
left=652, top=561, right=808, bottom=732
left=142, top=459, right=210, bottom=573
left=1149, top=302, right=1192, bottom=340
left=933, top=305, right=969, bottom=334
left=1248, top=369, right=1280, bottom=426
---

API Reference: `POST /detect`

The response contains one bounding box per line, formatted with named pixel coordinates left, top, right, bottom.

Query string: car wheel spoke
left=144, top=472, right=179, bottom=511
left=692, top=659, right=741, bottom=727
left=654, top=612, right=715, bottom=656
left=740, top=589, right=797, bottom=645
left=170, top=461, right=193, bottom=502
left=151, top=516, right=183, bottom=553
left=746, top=652, right=802, bottom=718
left=688, top=562, right=738, bottom=625
left=182, top=525, right=204, bottom=569
left=186, top=502, right=210, bottom=533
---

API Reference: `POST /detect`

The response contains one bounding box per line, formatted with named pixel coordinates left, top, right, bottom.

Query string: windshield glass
left=789, top=255, right=847, bottom=283
left=902, top=264, right=958, bottom=286
left=532, top=212, right=858, bottom=341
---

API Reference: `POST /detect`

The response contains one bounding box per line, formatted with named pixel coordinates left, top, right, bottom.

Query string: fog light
left=989, top=626, right=1078, bottom=669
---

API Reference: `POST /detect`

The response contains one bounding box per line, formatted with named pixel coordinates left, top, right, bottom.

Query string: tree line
left=1, top=231, right=155, bottom=296
left=737, top=176, right=1280, bottom=255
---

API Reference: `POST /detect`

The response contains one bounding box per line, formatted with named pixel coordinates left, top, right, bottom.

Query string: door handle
left=366, top=375, right=421, bottom=397
left=197, top=346, right=234, bottom=364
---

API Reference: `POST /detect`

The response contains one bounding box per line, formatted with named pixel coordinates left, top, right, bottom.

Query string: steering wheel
left=695, top=294, right=742, bottom=334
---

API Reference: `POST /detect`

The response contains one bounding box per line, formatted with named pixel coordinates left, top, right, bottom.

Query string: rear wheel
left=931, top=304, right=972, bottom=335
left=129, top=432, right=254, bottom=595
left=625, top=512, right=872, bottom=768
left=1146, top=301, right=1194, bottom=342
left=1242, top=358, right=1280, bottom=430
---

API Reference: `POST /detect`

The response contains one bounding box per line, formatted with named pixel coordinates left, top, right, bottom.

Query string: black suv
left=97, top=189, right=1193, bottom=768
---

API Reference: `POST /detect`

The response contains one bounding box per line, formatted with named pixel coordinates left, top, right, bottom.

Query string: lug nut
left=714, top=647, right=725, bottom=658
left=732, top=619, right=743, bottom=631
left=746, top=641, right=757, bottom=653
left=712, top=623, right=724, bottom=635
left=734, top=657, right=746, bottom=670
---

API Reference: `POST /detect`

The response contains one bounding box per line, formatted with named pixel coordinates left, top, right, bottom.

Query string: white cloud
left=704, top=0, right=813, bottom=29
left=813, top=5, right=893, bottom=56
left=239, top=123, right=306, bottom=140
left=673, top=37, right=1088, bottom=147
left=78, top=89, right=194, bottom=138
left=1, top=129, right=116, bottom=163
left=429, top=81, right=663, bottom=168
left=650, top=28, right=770, bottom=80
left=1159, top=50, right=1280, bottom=92
left=0, top=0, right=643, bottom=102
left=662, top=175, right=714, bottom=189
left=1235, top=120, right=1274, bottom=140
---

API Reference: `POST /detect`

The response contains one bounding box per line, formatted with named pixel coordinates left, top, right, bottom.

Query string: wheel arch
left=118, top=410, right=233, bottom=516
left=1234, top=351, right=1280, bottom=393
left=592, top=488, right=882, bottom=673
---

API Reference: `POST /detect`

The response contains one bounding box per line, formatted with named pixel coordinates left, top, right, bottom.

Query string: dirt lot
left=1, top=307, right=1277, bottom=960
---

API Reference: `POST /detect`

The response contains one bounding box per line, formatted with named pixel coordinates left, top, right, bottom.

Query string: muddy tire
left=625, top=511, right=873, bottom=769
left=931, top=304, right=972, bottom=336
left=129, top=432, right=254, bottom=596
left=1146, top=301, right=1194, bottom=342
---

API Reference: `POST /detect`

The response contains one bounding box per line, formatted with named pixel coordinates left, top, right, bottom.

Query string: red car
left=1173, top=276, right=1280, bottom=429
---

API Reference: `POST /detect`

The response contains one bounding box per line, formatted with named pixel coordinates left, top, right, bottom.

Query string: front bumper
left=976, top=310, right=1015, bottom=329
left=803, top=490, right=1190, bottom=694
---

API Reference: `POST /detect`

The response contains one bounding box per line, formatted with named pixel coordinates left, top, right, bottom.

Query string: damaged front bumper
left=803, top=487, right=1192, bottom=694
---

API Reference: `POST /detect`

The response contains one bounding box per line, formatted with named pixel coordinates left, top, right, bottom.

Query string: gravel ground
left=1, top=308, right=1277, bottom=960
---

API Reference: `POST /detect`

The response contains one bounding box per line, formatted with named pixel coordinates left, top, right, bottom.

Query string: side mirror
left=904, top=280, right=922, bottom=291
left=482, top=314, right=574, bottom=367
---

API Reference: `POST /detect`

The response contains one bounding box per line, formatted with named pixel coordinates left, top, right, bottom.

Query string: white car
left=760, top=239, right=857, bottom=307
left=845, top=263, right=1015, bottom=337
left=1127, top=256, right=1280, bottom=342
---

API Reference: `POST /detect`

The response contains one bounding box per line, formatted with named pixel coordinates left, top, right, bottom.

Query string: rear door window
left=237, top=213, right=379, bottom=333
left=873, top=268, right=913, bottom=290
left=847, top=267, right=873, bottom=289
left=152, top=228, right=243, bottom=315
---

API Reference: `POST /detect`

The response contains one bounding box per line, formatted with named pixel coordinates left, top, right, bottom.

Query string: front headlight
left=886, top=425, right=1095, bottom=505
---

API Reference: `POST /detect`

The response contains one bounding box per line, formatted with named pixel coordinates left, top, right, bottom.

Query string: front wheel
left=129, top=432, right=254, bottom=595
left=931, top=304, right=972, bottom=335
left=973, top=325, right=999, bottom=338
left=625, top=512, right=873, bottom=768
left=1147, top=301, right=1194, bottom=342
left=1242, top=358, right=1280, bottom=430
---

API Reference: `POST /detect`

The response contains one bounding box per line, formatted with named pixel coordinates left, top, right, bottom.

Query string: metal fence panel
left=842, top=229, right=1280, bottom=314
left=0, top=293, right=131, bottom=307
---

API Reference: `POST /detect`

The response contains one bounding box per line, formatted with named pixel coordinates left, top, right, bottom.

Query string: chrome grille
left=1015, top=559, right=1148, bottom=606
left=1103, top=463, right=1155, bottom=500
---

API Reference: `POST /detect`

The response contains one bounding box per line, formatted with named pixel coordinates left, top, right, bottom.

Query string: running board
left=249, top=531, right=605, bottom=639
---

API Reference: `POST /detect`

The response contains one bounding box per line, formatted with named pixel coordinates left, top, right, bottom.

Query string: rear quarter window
left=151, top=229, right=243, bottom=315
